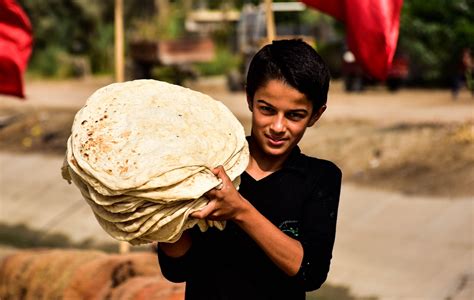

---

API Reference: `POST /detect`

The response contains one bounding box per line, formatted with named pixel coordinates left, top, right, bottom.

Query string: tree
left=398, top=0, right=474, bottom=86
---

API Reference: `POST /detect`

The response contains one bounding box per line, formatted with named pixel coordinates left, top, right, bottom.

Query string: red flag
left=301, top=0, right=403, bottom=80
left=0, top=0, right=33, bottom=98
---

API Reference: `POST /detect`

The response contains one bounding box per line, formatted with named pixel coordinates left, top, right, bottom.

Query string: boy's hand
left=191, top=166, right=249, bottom=221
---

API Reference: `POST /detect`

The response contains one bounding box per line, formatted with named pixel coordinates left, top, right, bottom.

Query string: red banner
left=301, top=0, right=403, bottom=80
left=0, top=0, right=33, bottom=98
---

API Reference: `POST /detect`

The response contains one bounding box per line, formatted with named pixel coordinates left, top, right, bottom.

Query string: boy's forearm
left=234, top=200, right=303, bottom=276
left=158, top=230, right=192, bottom=258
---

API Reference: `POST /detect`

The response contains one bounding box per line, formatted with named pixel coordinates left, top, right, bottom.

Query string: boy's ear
left=308, top=105, right=326, bottom=127
left=246, top=95, right=253, bottom=112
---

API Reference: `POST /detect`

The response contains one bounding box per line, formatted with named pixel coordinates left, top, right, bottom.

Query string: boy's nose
left=270, top=114, right=286, bottom=133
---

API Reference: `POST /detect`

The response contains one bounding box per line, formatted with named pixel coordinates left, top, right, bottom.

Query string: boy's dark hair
left=246, top=39, right=330, bottom=111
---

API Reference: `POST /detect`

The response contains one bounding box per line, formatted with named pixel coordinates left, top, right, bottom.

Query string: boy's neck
left=246, top=137, right=291, bottom=180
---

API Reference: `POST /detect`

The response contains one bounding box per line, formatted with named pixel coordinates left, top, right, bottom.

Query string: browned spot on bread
left=121, top=131, right=131, bottom=138
left=119, top=166, right=129, bottom=175
left=82, top=135, right=112, bottom=154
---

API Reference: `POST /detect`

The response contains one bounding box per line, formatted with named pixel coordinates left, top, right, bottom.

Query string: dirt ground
left=1, top=77, right=473, bottom=198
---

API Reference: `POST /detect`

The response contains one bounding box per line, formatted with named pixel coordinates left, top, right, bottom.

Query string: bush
left=195, top=47, right=241, bottom=77
left=399, top=0, right=474, bottom=86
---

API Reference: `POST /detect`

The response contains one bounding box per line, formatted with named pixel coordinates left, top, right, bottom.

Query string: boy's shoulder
left=297, top=152, right=342, bottom=180
left=297, top=153, right=342, bottom=199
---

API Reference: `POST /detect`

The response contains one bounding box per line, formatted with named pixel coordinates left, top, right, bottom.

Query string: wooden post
left=183, top=0, right=192, bottom=14
left=119, top=241, right=129, bottom=254
left=264, top=0, right=275, bottom=43
left=156, top=0, right=170, bottom=30
left=115, top=0, right=125, bottom=83
left=115, top=0, right=128, bottom=254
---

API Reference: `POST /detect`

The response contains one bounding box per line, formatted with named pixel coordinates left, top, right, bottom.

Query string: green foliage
left=399, top=0, right=474, bottom=86
left=89, top=23, right=115, bottom=74
left=28, top=46, right=65, bottom=77
left=151, top=66, right=180, bottom=84
left=18, top=0, right=115, bottom=77
left=130, top=4, right=185, bottom=41
left=195, top=46, right=241, bottom=76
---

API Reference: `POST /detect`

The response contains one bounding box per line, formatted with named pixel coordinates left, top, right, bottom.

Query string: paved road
left=0, top=152, right=112, bottom=243
left=328, top=185, right=473, bottom=300
left=0, top=77, right=473, bottom=299
left=1, top=151, right=472, bottom=300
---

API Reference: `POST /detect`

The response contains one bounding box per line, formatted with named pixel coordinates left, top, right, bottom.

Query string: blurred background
left=0, top=0, right=473, bottom=299
left=11, top=0, right=474, bottom=89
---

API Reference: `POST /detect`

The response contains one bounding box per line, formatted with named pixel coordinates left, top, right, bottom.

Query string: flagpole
left=114, top=0, right=129, bottom=254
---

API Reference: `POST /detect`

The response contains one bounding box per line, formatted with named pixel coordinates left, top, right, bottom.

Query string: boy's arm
left=158, top=230, right=192, bottom=257
left=234, top=200, right=304, bottom=276
left=191, top=166, right=304, bottom=276
left=156, top=230, right=194, bottom=283
left=295, top=162, right=342, bottom=291
left=192, top=164, right=342, bottom=290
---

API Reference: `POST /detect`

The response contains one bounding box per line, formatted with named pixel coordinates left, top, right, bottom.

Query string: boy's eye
left=259, top=106, right=274, bottom=114
left=287, top=112, right=305, bottom=120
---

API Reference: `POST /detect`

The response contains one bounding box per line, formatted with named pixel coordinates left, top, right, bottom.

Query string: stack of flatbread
left=62, top=80, right=249, bottom=245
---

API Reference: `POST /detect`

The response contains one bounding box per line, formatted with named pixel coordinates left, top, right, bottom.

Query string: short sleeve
left=293, top=161, right=342, bottom=291
left=156, top=228, right=201, bottom=283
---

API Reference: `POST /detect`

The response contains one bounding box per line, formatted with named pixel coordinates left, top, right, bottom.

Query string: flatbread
left=70, top=80, right=245, bottom=191
left=63, top=79, right=249, bottom=244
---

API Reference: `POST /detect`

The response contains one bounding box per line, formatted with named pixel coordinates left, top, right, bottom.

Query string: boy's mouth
left=265, top=134, right=287, bottom=146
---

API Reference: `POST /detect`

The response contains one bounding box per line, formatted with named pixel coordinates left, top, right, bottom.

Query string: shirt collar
left=281, top=145, right=306, bottom=174
left=245, top=136, right=307, bottom=174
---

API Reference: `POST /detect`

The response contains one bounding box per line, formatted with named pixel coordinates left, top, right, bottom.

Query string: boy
left=157, top=39, right=342, bottom=300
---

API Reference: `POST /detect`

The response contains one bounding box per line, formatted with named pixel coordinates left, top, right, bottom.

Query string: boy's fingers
left=151, top=242, right=158, bottom=252
left=205, top=188, right=217, bottom=198
left=213, top=165, right=231, bottom=185
left=190, top=200, right=216, bottom=219
left=211, top=165, right=224, bottom=176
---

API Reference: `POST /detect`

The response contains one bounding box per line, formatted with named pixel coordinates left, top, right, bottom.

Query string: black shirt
left=157, top=146, right=342, bottom=300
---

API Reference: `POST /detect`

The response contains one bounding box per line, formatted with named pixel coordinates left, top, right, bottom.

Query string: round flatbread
left=63, top=79, right=249, bottom=244
left=71, top=80, right=245, bottom=191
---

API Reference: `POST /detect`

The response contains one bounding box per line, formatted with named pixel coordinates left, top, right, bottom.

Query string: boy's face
left=247, top=79, right=325, bottom=158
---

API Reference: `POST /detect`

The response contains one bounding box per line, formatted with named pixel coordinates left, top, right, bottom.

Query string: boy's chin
left=261, top=144, right=290, bottom=157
